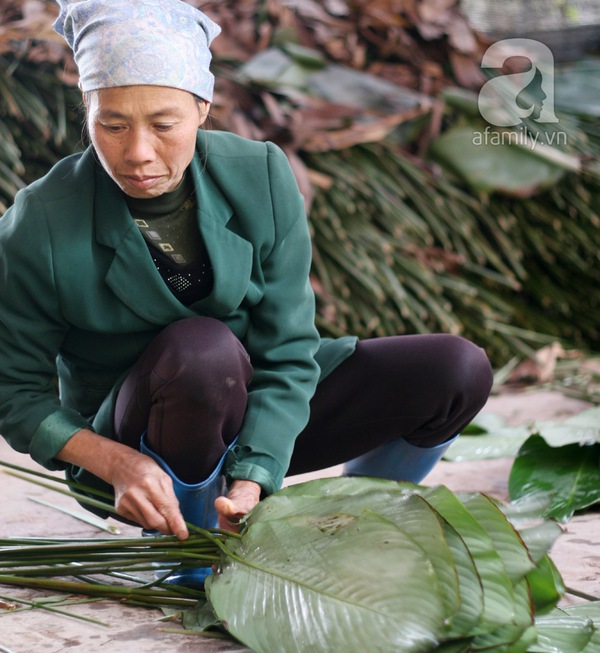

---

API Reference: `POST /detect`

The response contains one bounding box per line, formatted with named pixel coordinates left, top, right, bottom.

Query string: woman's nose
left=124, top=130, right=155, bottom=164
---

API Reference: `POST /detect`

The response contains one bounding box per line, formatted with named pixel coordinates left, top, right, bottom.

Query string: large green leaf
left=258, top=478, right=485, bottom=641
left=456, top=496, right=536, bottom=651
left=500, top=496, right=563, bottom=564
left=561, top=603, right=600, bottom=653
left=560, top=407, right=600, bottom=433
left=250, top=475, right=416, bottom=524
left=370, top=494, right=462, bottom=625
left=207, top=510, right=447, bottom=653
left=446, top=408, right=600, bottom=462
left=471, top=579, right=533, bottom=651
left=204, top=477, right=574, bottom=652
left=250, top=479, right=456, bottom=615
left=256, top=474, right=406, bottom=506
left=525, top=555, right=566, bottom=615
left=458, top=493, right=535, bottom=581
left=420, top=486, right=517, bottom=632
left=509, top=435, right=600, bottom=522
left=511, top=626, right=542, bottom=653
left=218, top=477, right=468, bottom=650
left=428, top=126, right=566, bottom=196
left=445, top=427, right=533, bottom=462
left=438, top=518, right=484, bottom=640
left=529, top=610, right=596, bottom=653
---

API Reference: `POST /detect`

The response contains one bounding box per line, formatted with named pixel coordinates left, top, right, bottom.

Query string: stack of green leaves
left=1, top=466, right=599, bottom=652
left=205, top=476, right=591, bottom=653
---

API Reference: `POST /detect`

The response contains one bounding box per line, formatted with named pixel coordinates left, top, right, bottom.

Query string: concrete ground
left=0, top=389, right=598, bottom=653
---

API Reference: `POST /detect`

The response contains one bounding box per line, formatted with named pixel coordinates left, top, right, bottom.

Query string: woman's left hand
left=215, top=479, right=261, bottom=532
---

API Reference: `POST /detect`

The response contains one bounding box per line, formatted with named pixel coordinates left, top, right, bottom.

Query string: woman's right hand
left=56, top=429, right=188, bottom=539
left=108, top=446, right=189, bottom=539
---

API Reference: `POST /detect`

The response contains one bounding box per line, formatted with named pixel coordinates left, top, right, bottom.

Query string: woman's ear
left=197, top=100, right=211, bottom=127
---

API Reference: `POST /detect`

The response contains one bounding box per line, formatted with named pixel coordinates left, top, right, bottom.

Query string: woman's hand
left=56, top=429, right=188, bottom=540
left=109, top=447, right=189, bottom=540
left=215, top=479, right=261, bottom=532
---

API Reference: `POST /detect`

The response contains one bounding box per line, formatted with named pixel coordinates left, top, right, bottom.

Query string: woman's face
left=86, top=85, right=210, bottom=198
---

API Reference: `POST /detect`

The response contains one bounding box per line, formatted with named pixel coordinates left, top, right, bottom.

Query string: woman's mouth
left=123, top=175, right=163, bottom=190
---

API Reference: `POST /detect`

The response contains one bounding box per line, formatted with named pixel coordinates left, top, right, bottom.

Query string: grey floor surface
left=1, top=389, right=597, bottom=652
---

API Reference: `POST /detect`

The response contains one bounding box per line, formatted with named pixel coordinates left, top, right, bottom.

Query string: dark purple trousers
left=114, top=317, right=493, bottom=484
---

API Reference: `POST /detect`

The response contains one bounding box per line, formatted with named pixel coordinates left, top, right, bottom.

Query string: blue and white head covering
left=53, top=0, right=221, bottom=101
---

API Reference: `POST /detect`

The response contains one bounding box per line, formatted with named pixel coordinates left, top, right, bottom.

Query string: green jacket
left=0, top=130, right=356, bottom=498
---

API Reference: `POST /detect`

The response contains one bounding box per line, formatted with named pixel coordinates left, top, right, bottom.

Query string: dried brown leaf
left=508, top=343, right=568, bottom=385
left=301, top=106, right=432, bottom=151
left=0, top=598, right=18, bottom=610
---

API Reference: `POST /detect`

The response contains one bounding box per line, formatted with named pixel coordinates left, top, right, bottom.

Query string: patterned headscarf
left=53, top=0, right=221, bottom=101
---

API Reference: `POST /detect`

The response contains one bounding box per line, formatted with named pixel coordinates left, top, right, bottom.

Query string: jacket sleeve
left=224, top=143, right=321, bottom=495
left=0, top=190, right=92, bottom=470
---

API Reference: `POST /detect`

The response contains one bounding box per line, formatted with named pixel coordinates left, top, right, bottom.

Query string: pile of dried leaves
left=1, top=0, right=488, bottom=201
left=1, top=0, right=599, bottom=371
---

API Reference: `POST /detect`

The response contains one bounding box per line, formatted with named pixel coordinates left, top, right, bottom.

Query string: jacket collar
left=93, top=143, right=253, bottom=325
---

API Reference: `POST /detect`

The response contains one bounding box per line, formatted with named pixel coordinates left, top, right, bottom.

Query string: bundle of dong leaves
left=1, top=475, right=599, bottom=653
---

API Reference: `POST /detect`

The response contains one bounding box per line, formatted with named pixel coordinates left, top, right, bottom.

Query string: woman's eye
left=102, top=124, right=124, bottom=134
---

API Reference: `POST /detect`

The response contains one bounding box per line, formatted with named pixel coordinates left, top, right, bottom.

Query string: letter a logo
left=478, top=38, right=559, bottom=127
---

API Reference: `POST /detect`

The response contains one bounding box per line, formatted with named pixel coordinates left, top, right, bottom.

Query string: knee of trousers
left=148, top=317, right=253, bottom=397
left=438, top=335, right=494, bottom=413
